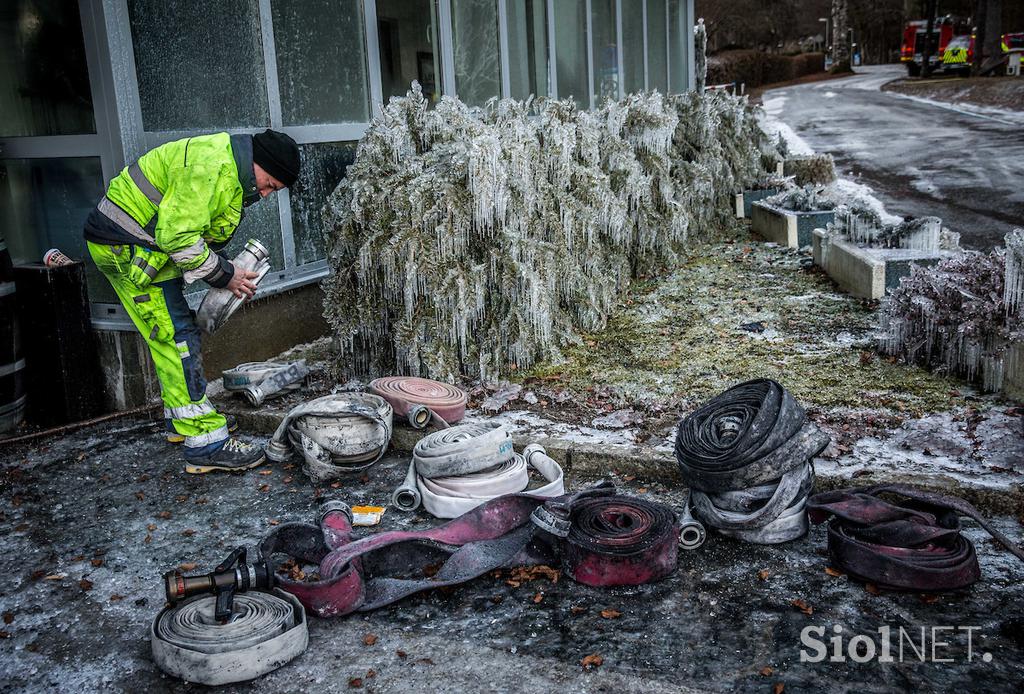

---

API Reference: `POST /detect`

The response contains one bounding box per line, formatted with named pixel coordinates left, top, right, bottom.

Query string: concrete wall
left=94, top=283, right=330, bottom=411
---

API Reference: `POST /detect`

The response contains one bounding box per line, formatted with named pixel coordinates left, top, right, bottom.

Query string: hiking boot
left=167, top=413, right=238, bottom=444
left=184, top=437, right=265, bottom=474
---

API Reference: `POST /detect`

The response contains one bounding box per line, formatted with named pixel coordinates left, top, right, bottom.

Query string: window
left=591, top=0, right=618, bottom=104
left=128, top=0, right=269, bottom=131
left=376, top=0, right=441, bottom=103
left=621, top=0, right=644, bottom=94
left=553, top=0, right=588, bottom=107
left=290, top=142, right=358, bottom=266
left=0, top=157, right=111, bottom=300
left=506, top=0, right=548, bottom=100
left=646, top=0, right=668, bottom=93
left=272, top=0, right=370, bottom=125
left=0, top=0, right=95, bottom=137
left=668, top=0, right=688, bottom=93
left=451, top=0, right=501, bottom=107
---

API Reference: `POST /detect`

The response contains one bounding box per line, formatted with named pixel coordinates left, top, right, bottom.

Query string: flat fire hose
left=392, top=423, right=564, bottom=518
left=150, top=589, right=307, bottom=686
left=265, top=393, right=393, bottom=482
left=368, top=376, right=468, bottom=428
left=674, top=379, right=830, bottom=544
left=808, top=484, right=1024, bottom=591
left=259, top=484, right=680, bottom=618
left=222, top=360, right=310, bottom=406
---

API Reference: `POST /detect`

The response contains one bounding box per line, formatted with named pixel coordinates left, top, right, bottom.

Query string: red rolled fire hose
left=368, top=376, right=467, bottom=428
left=260, top=483, right=680, bottom=617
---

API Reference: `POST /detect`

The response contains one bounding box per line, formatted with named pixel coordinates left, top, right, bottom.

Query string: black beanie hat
left=252, top=129, right=300, bottom=187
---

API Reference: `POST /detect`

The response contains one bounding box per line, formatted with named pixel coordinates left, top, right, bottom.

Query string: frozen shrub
left=784, top=154, right=836, bottom=185
left=764, top=186, right=836, bottom=212
left=879, top=245, right=1023, bottom=392
left=322, top=84, right=771, bottom=381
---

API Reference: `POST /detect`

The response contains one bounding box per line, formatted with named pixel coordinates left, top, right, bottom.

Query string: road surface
left=763, top=65, right=1024, bottom=251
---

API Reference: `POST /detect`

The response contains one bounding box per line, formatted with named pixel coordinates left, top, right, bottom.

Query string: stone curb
left=218, top=397, right=1024, bottom=517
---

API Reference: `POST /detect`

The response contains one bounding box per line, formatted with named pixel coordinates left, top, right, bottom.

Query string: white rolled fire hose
left=392, top=422, right=565, bottom=518
left=196, top=239, right=271, bottom=334
left=222, top=360, right=309, bottom=406
left=265, top=393, right=393, bottom=483
left=151, top=589, right=307, bottom=686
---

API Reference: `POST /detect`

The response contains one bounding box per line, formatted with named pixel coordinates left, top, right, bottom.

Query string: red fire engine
left=900, top=16, right=971, bottom=76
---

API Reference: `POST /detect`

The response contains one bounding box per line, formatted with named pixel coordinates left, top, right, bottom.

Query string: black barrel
left=0, top=234, right=26, bottom=434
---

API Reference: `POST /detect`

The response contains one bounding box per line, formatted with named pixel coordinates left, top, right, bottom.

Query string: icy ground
left=1, top=422, right=1023, bottom=692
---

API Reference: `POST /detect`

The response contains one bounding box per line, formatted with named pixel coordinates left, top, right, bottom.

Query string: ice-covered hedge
left=879, top=230, right=1024, bottom=392
left=322, top=85, right=774, bottom=381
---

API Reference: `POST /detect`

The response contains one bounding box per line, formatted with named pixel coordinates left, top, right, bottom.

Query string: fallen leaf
left=157, top=511, right=172, bottom=520
left=363, top=633, right=378, bottom=646
left=865, top=583, right=881, bottom=596
left=268, top=519, right=280, bottom=526
left=147, top=523, right=157, bottom=531
left=44, top=574, right=66, bottom=580
left=757, top=569, right=770, bottom=581
left=178, top=562, right=197, bottom=572
left=175, top=494, right=188, bottom=503
left=759, top=666, right=773, bottom=676
left=135, top=492, right=145, bottom=501
left=0, top=631, right=9, bottom=639
left=637, top=487, right=648, bottom=493
left=396, top=650, right=407, bottom=659
left=283, top=476, right=294, bottom=484
left=259, top=470, right=273, bottom=476
left=2, top=613, right=13, bottom=624
left=109, top=594, right=125, bottom=602
left=417, top=658, right=435, bottom=665
left=79, top=579, right=93, bottom=591
left=31, top=570, right=45, bottom=580
left=790, top=599, right=812, bottom=616
left=773, top=683, right=785, bottom=694
left=91, top=559, right=104, bottom=568
left=144, top=534, right=152, bottom=544
left=623, top=475, right=636, bottom=482
left=348, top=678, right=363, bottom=688
left=919, top=594, right=939, bottom=604
left=600, top=609, right=622, bottom=619
left=824, top=567, right=843, bottom=578
left=182, top=529, right=195, bottom=537
left=259, top=484, right=270, bottom=493
left=581, top=653, right=603, bottom=670
left=570, top=605, right=587, bottom=615
left=533, top=592, right=543, bottom=604
left=331, top=482, right=341, bottom=488
left=366, top=669, right=377, bottom=678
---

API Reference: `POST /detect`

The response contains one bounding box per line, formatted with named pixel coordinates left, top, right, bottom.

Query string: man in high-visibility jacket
left=83, top=129, right=300, bottom=473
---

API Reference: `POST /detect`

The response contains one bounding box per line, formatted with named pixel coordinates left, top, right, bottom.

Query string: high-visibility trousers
left=88, top=241, right=228, bottom=456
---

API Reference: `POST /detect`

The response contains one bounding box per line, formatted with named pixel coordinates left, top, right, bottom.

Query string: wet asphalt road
left=763, top=65, right=1024, bottom=251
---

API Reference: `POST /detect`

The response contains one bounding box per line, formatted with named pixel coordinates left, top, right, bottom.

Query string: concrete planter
left=812, top=230, right=957, bottom=300
left=751, top=202, right=835, bottom=248
left=734, top=188, right=780, bottom=218
left=1003, top=341, right=1024, bottom=402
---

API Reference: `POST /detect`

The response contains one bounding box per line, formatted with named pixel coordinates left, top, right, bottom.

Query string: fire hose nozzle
left=162, top=546, right=273, bottom=621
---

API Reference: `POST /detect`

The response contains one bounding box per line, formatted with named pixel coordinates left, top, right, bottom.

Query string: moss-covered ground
left=520, top=223, right=965, bottom=417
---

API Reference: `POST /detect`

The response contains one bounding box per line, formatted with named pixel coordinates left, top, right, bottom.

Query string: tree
left=830, top=0, right=852, bottom=72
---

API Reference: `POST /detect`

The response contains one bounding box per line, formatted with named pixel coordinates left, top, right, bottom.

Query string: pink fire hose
left=260, top=482, right=680, bottom=617
left=368, top=376, right=467, bottom=428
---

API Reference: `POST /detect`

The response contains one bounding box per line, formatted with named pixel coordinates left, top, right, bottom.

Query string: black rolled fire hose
left=674, top=379, right=830, bottom=544
left=808, top=484, right=1024, bottom=592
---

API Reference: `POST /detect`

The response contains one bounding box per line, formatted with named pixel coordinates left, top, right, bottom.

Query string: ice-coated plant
left=783, top=154, right=836, bottom=186
left=879, top=242, right=1023, bottom=392
left=765, top=186, right=836, bottom=212
left=322, top=83, right=771, bottom=381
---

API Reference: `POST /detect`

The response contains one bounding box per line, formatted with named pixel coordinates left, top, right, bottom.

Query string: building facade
left=1, top=0, right=695, bottom=407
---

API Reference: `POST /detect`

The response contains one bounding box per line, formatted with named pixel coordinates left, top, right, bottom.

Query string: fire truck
left=900, top=16, right=970, bottom=76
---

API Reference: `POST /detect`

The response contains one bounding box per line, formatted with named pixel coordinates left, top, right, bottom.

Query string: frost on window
left=128, top=0, right=269, bottom=131
left=879, top=233, right=1024, bottom=393
left=291, top=142, right=357, bottom=265
left=321, top=85, right=770, bottom=381
left=272, top=0, right=369, bottom=125
left=452, top=0, right=501, bottom=106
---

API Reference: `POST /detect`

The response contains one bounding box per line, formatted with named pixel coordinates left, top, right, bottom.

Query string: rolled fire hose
left=368, top=376, right=468, bottom=428
left=222, top=360, right=310, bottom=406
left=265, top=393, right=393, bottom=482
left=260, top=483, right=680, bottom=617
left=151, top=588, right=307, bottom=686
left=808, top=484, right=1024, bottom=592
left=196, top=239, right=271, bottom=334
left=392, top=423, right=564, bottom=518
left=674, top=379, right=830, bottom=544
